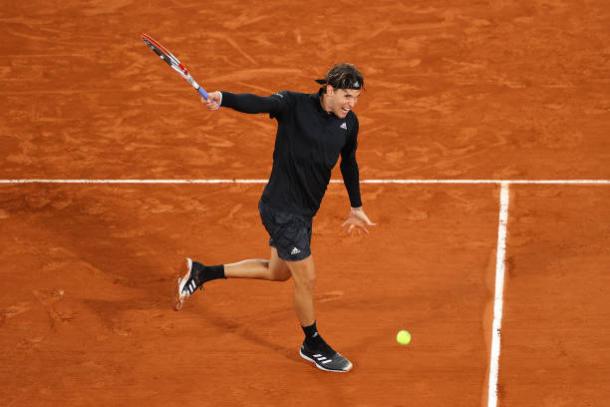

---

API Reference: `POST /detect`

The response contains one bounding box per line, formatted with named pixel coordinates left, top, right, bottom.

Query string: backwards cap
left=315, top=63, right=364, bottom=90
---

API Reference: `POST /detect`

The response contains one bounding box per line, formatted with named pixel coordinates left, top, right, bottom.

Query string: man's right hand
left=202, top=91, right=222, bottom=110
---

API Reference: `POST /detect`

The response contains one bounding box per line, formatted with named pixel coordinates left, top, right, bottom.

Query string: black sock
left=302, top=321, right=325, bottom=348
left=194, top=262, right=225, bottom=283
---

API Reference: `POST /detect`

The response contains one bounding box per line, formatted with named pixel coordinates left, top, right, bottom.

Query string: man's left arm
left=340, top=117, right=376, bottom=234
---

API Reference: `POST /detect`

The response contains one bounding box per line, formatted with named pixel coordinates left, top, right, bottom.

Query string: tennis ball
left=396, top=330, right=411, bottom=345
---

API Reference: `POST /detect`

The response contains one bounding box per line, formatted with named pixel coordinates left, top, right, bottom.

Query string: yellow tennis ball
left=396, top=330, right=411, bottom=345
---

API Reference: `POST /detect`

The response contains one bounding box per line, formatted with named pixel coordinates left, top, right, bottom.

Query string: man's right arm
left=203, top=91, right=288, bottom=117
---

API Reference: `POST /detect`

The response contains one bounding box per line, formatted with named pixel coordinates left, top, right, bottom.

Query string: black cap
left=315, top=63, right=364, bottom=90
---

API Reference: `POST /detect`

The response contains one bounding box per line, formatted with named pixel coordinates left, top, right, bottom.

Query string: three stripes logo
left=312, top=354, right=333, bottom=365
left=186, top=280, right=197, bottom=294
left=340, top=122, right=347, bottom=130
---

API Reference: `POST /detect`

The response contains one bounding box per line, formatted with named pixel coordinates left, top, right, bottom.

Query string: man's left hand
left=342, top=207, right=376, bottom=235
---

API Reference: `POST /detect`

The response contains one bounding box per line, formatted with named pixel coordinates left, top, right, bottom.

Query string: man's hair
left=316, top=63, right=364, bottom=92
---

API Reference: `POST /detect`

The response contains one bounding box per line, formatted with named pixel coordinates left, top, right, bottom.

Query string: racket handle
left=197, top=86, right=209, bottom=100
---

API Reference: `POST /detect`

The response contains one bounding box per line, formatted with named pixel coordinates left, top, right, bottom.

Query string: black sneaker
left=299, top=341, right=353, bottom=373
left=175, top=258, right=204, bottom=310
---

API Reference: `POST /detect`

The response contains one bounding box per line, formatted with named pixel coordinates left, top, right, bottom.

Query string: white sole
left=299, top=349, right=353, bottom=373
left=174, top=258, right=195, bottom=311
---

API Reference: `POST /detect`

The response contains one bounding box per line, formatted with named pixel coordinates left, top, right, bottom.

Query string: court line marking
left=487, top=182, right=510, bottom=407
left=1, top=178, right=609, bottom=184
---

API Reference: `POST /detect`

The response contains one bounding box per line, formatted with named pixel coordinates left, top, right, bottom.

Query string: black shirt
left=221, top=90, right=362, bottom=218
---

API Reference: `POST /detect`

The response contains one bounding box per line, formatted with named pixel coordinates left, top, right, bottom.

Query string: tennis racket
left=141, top=33, right=209, bottom=100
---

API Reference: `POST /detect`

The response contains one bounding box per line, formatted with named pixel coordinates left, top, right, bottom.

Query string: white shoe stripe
left=321, top=360, right=332, bottom=364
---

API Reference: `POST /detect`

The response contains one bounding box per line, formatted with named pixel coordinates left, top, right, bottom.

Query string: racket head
left=142, top=33, right=191, bottom=80
left=141, top=33, right=208, bottom=99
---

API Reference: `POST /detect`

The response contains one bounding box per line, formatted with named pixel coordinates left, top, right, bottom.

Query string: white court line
left=0, top=179, right=269, bottom=184
left=360, top=179, right=610, bottom=185
left=488, top=182, right=510, bottom=407
left=1, top=178, right=609, bottom=184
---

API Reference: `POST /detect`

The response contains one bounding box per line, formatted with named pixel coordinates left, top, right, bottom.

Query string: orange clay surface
left=1, top=1, right=610, bottom=406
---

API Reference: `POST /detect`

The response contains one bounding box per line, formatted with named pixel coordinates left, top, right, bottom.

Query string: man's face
left=325, top=86, right=361, bottom=118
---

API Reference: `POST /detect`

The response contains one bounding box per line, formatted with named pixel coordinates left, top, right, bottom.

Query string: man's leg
left=287, top=256, right=353, bottom=373
left=176, top=247, right=290, bottom=309
left=224, top=247, right=291, bottom=281
left=285, top=256, right=316, bottom=326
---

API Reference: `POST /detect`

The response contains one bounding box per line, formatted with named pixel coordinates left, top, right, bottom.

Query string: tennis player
left=177, top=63, right=374, bottom=373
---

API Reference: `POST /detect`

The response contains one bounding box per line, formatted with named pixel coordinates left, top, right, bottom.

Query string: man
left=176, top=63, right=375, bottom=373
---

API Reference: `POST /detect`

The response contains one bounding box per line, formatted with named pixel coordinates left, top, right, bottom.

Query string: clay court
left=1, top=1, right=610, bottom=406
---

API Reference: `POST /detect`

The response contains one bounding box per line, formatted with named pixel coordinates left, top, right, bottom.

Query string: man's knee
left=288, top=259, right=316, bottom=289
left=269, top=260, right=291, bottom=281
left=272, top=267, right=292, bottom=281
left=301, top=273, right=316, bottom=290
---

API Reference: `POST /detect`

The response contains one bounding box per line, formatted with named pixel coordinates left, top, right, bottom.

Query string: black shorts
left=258, top=200, right=312, bottom=261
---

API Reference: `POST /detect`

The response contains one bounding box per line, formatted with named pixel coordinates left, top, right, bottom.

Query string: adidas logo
left=340, top=122, right=347, bottom=130
left=291, top=247, right=301, bottom=255
left=313, top=353, right=333, bottom=365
